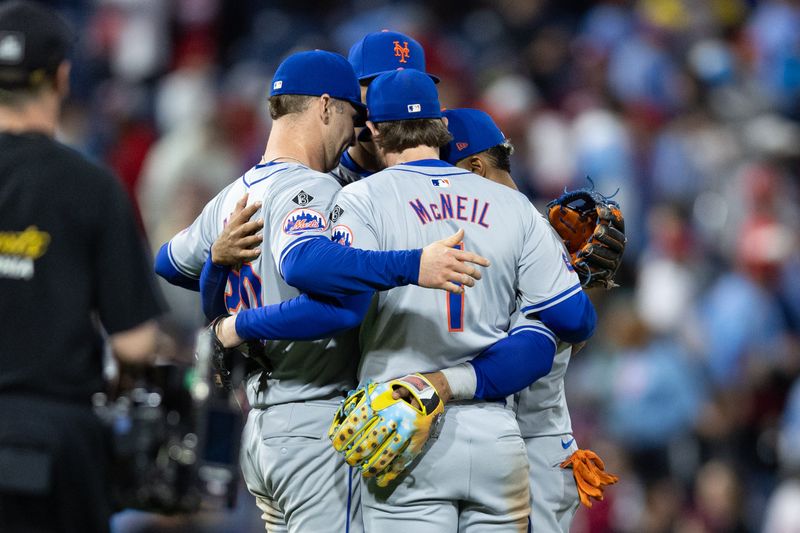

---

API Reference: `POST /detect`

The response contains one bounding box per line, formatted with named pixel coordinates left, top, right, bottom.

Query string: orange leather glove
left=560, top=449, right=619, bottom=508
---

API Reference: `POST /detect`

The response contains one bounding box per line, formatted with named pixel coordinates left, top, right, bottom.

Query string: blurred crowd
left=41, top=0, right=800, bottom=531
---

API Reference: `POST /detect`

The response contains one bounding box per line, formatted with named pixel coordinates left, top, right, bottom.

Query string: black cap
left=0, top=1, right=73, bottom=89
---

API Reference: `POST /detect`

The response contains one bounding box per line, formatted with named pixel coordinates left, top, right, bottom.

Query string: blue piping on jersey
left=399, top=159, right=454, bottom=168
left=278, top=234, right=327, bottom=278
left=167, top=240, right=200, bottom=279
left=520, top=282, right=582, bottom=314
left=510, top=324, right=557, bottom=348
left=534, top=290, right=597, bottom=344
left=253, top=161, right=281, bottom=169
left=244, top=165, right=291, bottom=188
left=154, top=241, right=199, bottom=290
left=390, top=166, right=473, bottom=178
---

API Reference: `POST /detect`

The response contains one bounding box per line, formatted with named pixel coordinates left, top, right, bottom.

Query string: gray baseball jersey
left=512, top=312, right=574, bottom=438
left=333, top=160, right=580, bottom=532
left=166, top=162, right=358, bottom=406
left=331, top=161, right=581, bottom=383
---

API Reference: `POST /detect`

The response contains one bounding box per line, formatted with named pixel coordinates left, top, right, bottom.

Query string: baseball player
left=154, top=50, right=490, bottom=532
left=325, top=69, right=596, bottom=532
left=331, top=29, right=439, bottom=187
left=441, top=107, right=622, bottom=532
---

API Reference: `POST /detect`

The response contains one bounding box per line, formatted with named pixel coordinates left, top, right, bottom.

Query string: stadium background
left=37, top=0, right=800, bottom=531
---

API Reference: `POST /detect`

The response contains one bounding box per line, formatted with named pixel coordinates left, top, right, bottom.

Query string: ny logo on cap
left=407, top=104, right=421, bottom=113
left=0, top=32, right=24, bottom=65
left=273, top=80, right=283, bottom=90
left=393, top=40, right=410, bottom=64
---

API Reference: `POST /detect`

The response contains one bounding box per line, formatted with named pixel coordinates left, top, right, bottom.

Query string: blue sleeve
left=235, top=291, right=372, bottom=341
left=472, top=327, right=557, bottom=400
left=281, top=237, right=422, bottom=297
left=154, top=242, right=199, bottom=291
left=199, top=254, right=230, bottom=321
left=535, top=290, right=596, bottom=344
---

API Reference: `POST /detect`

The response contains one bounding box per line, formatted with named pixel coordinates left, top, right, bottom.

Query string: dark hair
left=373, top=118, right=453, bottom=154
left=268, top=94, right=315, bottom=120
left=0, top=83, right=47, bottom=106
left=267, top=94, right=352, bottom=121
left=482, top=140, right=514, bottom=173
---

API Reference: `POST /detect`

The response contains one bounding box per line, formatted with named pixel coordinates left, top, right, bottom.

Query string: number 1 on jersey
left=447, top=243, right=464, bottom=332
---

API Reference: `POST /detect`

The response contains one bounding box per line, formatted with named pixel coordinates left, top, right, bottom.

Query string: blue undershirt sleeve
left=199, top=254, right=230, bottom=320
left=281, top=237, right=422, bottom=298
left=154, top=242, right=199, bottom=291
left=235, top=291, right=373, bottom=341
left=471, top=327, right=557, bottom=400
left=535, top=290, right=597, bottom=344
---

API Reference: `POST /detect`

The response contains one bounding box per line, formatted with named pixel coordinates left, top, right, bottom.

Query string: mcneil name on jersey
left=409, top=193, right=490, bottom=228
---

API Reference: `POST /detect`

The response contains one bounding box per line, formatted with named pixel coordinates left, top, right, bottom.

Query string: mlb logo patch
left=431, top=178, right=450, bottom=188
left=282, top=208, right=326, bottom=235
left=407, top=103, right=421, bottom=113
left=273, top=80, right=283, bottom=90
left=331, top=225, right=353, bottom=247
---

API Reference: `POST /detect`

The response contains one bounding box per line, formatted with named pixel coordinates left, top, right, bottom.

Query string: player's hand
left=560, top=448, right=619, bottom=508
left=392, top=371, right=453, bottom=405
left=215, top=314, right=243, bottom=349
left=329, top=374, right=445, bottom=487
left=418, top=229, right=490, bottom=294
left=211, top=193, right=264, bottom=266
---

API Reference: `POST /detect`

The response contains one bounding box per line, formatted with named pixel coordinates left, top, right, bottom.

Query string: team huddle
left=155, top=30, right=624, bottom=533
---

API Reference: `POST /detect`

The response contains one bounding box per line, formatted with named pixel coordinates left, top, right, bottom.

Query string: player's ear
left=319, top=94, right=332, bottom=125
left=366, top=120, right=380, bottom=140
left=468, top=156, right=486, bottom=177
left=55, top=60, right=71, bottom=100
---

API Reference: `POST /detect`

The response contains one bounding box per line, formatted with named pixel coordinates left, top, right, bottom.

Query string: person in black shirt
left=0, top=2, right=165, bottom=531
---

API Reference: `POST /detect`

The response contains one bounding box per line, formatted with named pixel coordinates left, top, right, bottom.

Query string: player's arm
left=435, top=317, right=558, bottom=402
left=517, top=202, right=597, bottom=343
left=199, top=231, right=372, bottom=342
left=215, top=291, right=372, bottom=345
left=279, top=186, right=488, bottom=298
left=197, top=190, right=373, bottom=340
left=199, top=194, right=264, bottom=319
left=203, top=248, right=373, bottom=344
left=154, top=242, right=199, bottom=290
left=155, top=187, right=229, bottom=290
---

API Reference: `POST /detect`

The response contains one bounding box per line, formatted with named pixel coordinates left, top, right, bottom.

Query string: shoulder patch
left=331, top=225, right=353, bottom=247
left=292, top=190, right=314, bottom=206
left=283, top=208, right=327, bottom=235
left=330, top=204, right=344, bottom=223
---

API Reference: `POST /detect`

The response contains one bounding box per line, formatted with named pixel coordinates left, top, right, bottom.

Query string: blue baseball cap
left=367, top=69, right=442, bottom=123
left=348, top=30, right=439, bottom=84
left=270, top=50, right=366, bottom=121
left=440, top=108, right=506, bottom=165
